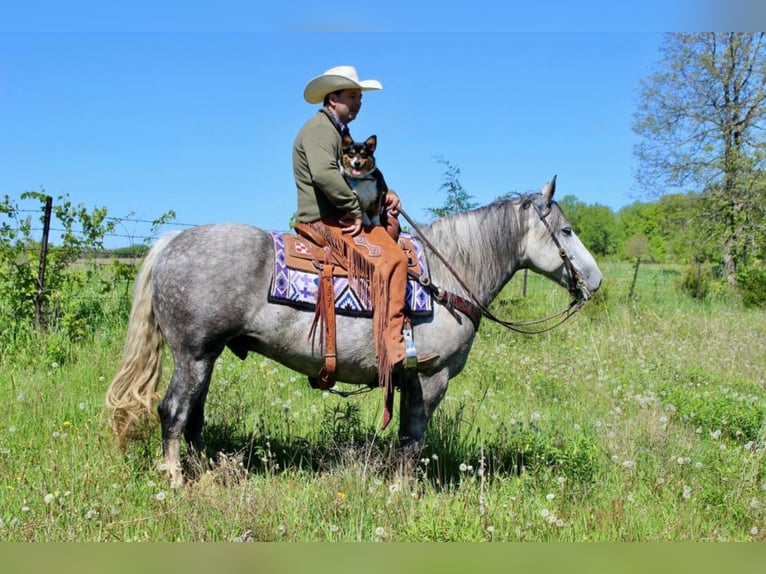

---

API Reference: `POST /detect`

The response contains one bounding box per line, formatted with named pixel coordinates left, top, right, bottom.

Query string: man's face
left=331, top=89, right=363, bottom=124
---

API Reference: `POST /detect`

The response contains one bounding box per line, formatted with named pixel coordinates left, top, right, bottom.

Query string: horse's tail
left=105, top=231, right=180, bottom=446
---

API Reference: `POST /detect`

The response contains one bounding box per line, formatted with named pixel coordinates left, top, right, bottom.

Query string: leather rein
left=399, top=203, right=585, bottom=335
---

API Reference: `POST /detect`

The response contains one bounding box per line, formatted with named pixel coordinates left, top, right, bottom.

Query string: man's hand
left=339, top=214, right=362, bottom=236
left=385, top=192, right=401, bottom=217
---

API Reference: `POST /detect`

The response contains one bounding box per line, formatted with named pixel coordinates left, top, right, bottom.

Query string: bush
left=678, top=263, right=712, bottom=301
left=737, top=264, right=766, bottom=309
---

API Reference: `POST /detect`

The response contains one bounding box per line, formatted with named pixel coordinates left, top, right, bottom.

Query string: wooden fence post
left=521, top=269, right=528, bottom=297
left=35, top=196, right=53, bottom=330
left=628, top=256, right=641, bottom=300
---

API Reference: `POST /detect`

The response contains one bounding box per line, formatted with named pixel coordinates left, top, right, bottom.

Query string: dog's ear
left=364, top=135, right=377, bottom=153
left=342, top=133, right=354, bottom=148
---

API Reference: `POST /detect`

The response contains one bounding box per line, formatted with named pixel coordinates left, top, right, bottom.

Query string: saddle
left=268, top=228, right=432, bottom=393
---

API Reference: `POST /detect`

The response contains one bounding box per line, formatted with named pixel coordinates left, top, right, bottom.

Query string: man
left=292, top=65, right=437, bottom=408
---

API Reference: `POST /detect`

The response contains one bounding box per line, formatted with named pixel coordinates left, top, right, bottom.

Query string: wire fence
left=3, top=196, right=704, bottom=329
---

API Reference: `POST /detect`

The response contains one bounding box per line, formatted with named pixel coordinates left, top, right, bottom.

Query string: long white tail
left=105, top=232, right=180, bottom=445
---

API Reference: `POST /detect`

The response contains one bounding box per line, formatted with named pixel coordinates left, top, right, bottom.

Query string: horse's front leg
left=398, top=368, right=450, bottom=446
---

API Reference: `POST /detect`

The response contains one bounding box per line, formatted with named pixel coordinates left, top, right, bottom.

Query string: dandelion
left=750, top=498, right=760, bottom=510
left=336, top=492, right=346, bottom=501
left=155, top=491, right=167, bottom=502
left=459, top=463, right=468, bottom=472
left=751, top=526, right=759, bottom=536
left=546, top=493, right=555, bottom=501
left=44, top=494, right=55, bottom=505
left=78, top=402, right=86, bottom=411
left=330, top=524, right=340, bottom=534
left=555, top=519, right=565, bottom=527
left=277, top=524, right=286, bottom=536
left=682, top=486, right=692, bottom=500
left=374, top=526, right=388, bottom=540
left=540, top=508, right=550, bottom=518
left=51, top=362, right=59, bottom=369
left=622, top=460, right=635, bottom=468
left=85, top=509, right=98, bottom=519
left=557, top=476, right=566, bottom=485
left=63, top=421, right=71, bottom=428
left=710, top=429, right=722, bottom=440
left=486, top=525, right=495, bottom=533
left=8, top=426, right=16, bottom=434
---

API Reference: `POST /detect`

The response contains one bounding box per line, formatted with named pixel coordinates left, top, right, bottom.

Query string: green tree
left=633, top=32, right=766, bottom=284
left=425, top=157, right=479, bottom=219
left=558, top=195, right=620, bottom=257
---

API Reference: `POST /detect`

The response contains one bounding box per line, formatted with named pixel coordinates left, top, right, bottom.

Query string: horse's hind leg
left=158, top=351, right=217, bottom=488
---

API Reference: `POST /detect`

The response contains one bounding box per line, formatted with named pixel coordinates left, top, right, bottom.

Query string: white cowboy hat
left=303, top=65, right=382, bottom=104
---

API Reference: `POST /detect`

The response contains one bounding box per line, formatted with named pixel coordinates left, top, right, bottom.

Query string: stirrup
left=403, top=328, right=418, bottom=368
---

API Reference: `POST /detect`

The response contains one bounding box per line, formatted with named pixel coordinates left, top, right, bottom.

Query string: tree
left=633, top=33, right=766, bottom=284
left=558, top=195, right=620, bottom=257
left=425, top=157, right=479, bottom=219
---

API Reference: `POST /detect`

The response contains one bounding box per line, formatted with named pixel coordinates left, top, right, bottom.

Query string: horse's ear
left=541, top=175, right=557, bottom=205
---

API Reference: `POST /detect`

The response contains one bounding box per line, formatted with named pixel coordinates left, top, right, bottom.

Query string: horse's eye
left=562, top=227, right=573, bottom=236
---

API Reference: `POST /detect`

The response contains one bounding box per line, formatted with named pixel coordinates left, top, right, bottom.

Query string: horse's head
left=521, top=176, right=602, bottom=301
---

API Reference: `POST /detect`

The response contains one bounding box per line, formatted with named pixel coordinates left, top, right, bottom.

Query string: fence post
left=628, top=256, right=641, bottom=300
left=521, top=268, right=528, bottom=297
left=35, top=196, right=53, bottom=330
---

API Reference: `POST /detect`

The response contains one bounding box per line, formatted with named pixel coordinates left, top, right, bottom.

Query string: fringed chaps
left=295, top=219, right=408, bottom=429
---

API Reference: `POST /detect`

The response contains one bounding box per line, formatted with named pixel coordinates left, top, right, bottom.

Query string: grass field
left=0, top=261, right=764, bottom=541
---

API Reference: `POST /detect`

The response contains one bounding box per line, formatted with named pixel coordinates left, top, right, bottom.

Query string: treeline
left=557, top=191, right=765, bottom=266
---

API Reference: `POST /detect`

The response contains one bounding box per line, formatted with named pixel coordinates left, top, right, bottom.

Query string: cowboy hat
left=303, top=65, right=382, bottom=104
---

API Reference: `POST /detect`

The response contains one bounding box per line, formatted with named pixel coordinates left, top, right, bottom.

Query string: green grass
left=1, top=262, right=765, bottom=541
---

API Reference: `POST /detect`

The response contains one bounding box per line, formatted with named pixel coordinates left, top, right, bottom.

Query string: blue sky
left=1, top=2, right=743, bottom=247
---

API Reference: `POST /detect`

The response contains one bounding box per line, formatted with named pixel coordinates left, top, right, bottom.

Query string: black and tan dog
left=340, top=134, right=388, bottom=227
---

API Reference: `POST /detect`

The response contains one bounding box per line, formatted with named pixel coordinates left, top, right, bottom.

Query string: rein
left=398, top=206, right=585, bottom=335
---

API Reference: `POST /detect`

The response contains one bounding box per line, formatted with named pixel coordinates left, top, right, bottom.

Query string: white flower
left=710, top=429, right=722, bottom=440
left=44, top=494, right=55, bottom=505
left=682, top=486, right=692, bottom=500
left=375, top=526, right=388, bottom=539
left=86, top=509, right=98, bottom=519
left=540, top=508, right=550, bottom=518
left=155, top=491, right=167, bottom=501
left=750, top=498, right=760, bottom=509
left=546, top=493, right=555, bottom=501
left=622, top=460, right=635, bottom=468
left=750, top=526, right=759, bottom=536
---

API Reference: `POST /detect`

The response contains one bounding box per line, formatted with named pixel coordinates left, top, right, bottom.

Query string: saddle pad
left=268, top=230, right=433, bottom=317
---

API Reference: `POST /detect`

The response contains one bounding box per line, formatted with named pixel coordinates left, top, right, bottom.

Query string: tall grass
left=0, top=262, right=764, bottom=541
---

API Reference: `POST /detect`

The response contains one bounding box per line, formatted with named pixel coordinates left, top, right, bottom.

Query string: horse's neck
left=421, top=203, right=524, bottom=305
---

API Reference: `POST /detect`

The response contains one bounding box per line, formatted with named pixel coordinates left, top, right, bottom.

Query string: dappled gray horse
left=106, top=177, right=602, bottom=487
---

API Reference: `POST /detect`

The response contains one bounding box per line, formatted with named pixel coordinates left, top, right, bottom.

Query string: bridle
left=399, top=199, right=587, bottom=335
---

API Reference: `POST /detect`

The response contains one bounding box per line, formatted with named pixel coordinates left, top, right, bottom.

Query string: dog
left=340, top=134, right=388, bottom=227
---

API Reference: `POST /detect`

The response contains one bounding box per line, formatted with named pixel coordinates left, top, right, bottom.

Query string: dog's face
left=340, top=134, right=377, bottom=178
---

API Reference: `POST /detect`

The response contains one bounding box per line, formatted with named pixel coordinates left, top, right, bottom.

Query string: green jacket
left=293, top=110, right=362, bottom=222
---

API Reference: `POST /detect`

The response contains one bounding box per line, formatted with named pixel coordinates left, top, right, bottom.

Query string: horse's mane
left=415, top=194, right=546, bottom=302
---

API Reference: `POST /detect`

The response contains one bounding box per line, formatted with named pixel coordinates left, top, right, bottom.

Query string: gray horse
left=106, top=177, right=602, bottom=487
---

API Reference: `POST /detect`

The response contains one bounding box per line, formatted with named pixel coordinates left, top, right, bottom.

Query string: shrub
left=678, top=263, right=712, bottom=301
left=737, top=264, right=766, bottom=309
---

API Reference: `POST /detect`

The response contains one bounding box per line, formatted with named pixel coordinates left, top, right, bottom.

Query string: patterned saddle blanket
left=268, top=230, right=433, bottom=317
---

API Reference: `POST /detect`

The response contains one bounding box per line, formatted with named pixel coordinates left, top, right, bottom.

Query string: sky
left=1, top=2, right=757, bottom=248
